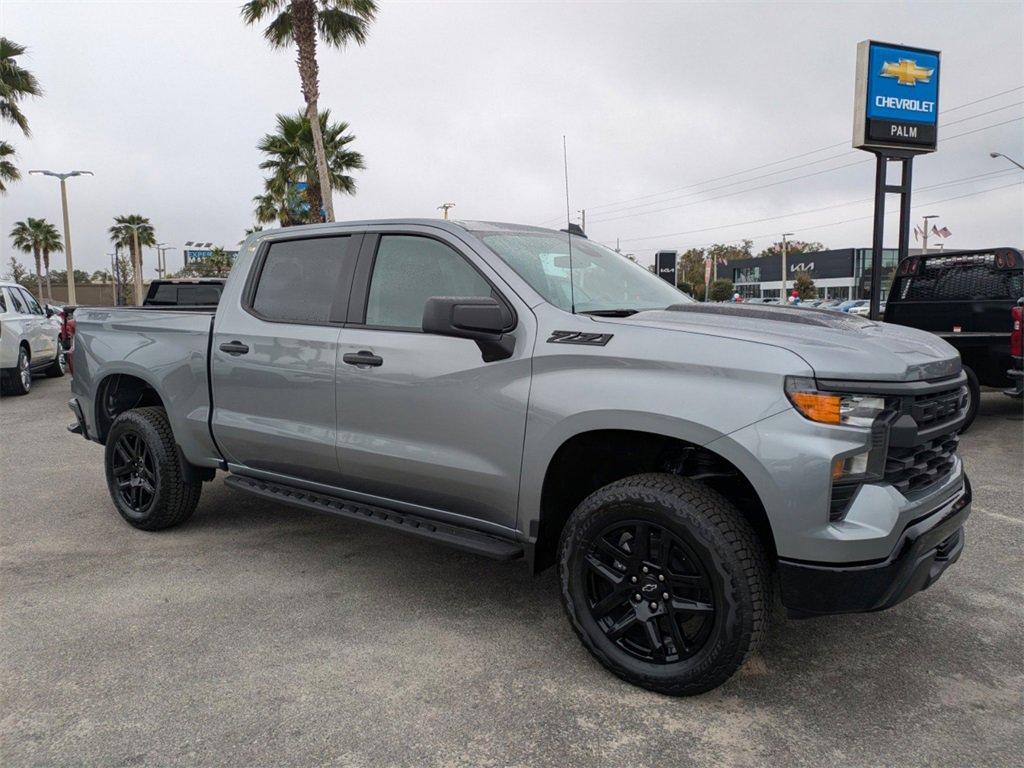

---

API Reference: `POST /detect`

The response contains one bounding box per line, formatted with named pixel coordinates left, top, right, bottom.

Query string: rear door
left=210, top=234, right=359, bottom=486
left=333, top=231, right=533, bottom=532
left=16, top=288, right=56, bottom=363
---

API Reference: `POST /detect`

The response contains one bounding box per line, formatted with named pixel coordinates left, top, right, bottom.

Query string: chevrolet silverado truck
left=68, top=220, right=972, bottom=695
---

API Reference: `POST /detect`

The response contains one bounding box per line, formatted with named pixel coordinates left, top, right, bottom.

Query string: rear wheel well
left=95, top=374, right=165, bottom=443
left=20, top=341, right=30, bottom=359
left=533, top=430, right=775, bottom=572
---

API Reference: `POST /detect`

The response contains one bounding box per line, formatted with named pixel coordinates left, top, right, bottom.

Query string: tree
left=47, top=268, right=92, bottom=285
left=90, top=269, right=113, bottom=283
left=9, top=217, right=47, bottom=297
left=254, top=110, right=364, bottom=226
left=35, top=220, right=63, bottom=300
left=709, top=279, right=735, bottom=302
left=4, top=255, right=33, bottom=290
left=0, top=141, right=18, bottom=193
left=793, top=271, right=817, bottom=300
left=109, top=214, right=156, bottom=273
left=707, top=241, right=753, bottom=263
left=757, top=240, right=825, bottom=259
left=241, top=0, right=377, bottom=222
left=0, top=38, right=42, bottom=195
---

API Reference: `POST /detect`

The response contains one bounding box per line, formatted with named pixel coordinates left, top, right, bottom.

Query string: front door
left=211, top=234, right=359, bottom=486
left=335, top=233, right=533, bottom=532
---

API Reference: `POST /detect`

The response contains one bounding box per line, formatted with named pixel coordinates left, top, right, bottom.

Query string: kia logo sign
left=789, top=262, right=814, bottom=273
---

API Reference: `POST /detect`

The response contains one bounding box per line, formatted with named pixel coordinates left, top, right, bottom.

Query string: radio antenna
left=562, top=135, right=577, bottom=314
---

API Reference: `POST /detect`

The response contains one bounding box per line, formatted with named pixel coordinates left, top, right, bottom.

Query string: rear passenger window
left=20, top=289, right=43, bottom=315
left=9, top=289, right=26, bottom=314
left=364, top=236, right=493, bottom=329
left=0, top=289, right=6, bottom=312
left=252, top=237, right=352, bottom=323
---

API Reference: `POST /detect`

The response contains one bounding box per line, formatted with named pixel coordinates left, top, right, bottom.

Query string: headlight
left=784, top=377, right=888, bottom=427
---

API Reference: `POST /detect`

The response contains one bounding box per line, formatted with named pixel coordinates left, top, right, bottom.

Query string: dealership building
left=727, top=247, right=901, bottom=300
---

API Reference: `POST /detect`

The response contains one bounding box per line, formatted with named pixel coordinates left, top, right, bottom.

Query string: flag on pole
left=913, top=226, right=922, bottom=242
left=938, top=226, right=951, bottom=238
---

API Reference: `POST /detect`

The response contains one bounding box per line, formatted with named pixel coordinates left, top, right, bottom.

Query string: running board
left=224, top=474, right=523, bottom=561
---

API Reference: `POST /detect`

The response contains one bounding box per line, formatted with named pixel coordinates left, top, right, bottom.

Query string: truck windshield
left=479, top=232, right=690, bottom=314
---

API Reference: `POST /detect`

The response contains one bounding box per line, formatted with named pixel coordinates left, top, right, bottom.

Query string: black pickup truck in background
left=885, top=247, right=1024, bottom=431
left=143, top=278, right=225, bottom=307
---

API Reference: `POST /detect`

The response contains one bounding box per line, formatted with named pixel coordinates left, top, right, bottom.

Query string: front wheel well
left=95, top=374, right=165, bottom=443
left=532, top=429, right=775, bottom=573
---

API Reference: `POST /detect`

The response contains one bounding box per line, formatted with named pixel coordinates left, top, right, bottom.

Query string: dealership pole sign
left=853, top=40, right=940, bottom=322
left=655, top=250, right=677, bottom=286
left=854, top=41, right=940, bottom=153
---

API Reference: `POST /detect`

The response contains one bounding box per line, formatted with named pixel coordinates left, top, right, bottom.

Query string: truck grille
left=885, top=432, right=959, bottom=495
left=911, top=386, right=968, bottom=428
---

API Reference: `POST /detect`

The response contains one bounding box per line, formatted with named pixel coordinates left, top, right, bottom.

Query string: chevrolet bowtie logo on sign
left=881, top=58, right=934, bottom=86
left=853, top=40, right=941, bottom=153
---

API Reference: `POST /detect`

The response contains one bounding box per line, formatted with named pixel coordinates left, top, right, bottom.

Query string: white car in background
left=849, top=301, right=883, bottom=317
left=1, top=280, right=65, bottom=396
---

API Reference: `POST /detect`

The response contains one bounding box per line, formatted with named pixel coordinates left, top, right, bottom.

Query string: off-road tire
left=558, top=473, right=769, bottom=696
left=104, top=407, right=201, bottom=530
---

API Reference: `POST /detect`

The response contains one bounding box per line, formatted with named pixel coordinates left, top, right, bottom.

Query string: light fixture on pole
left=989, top=151, right=1024, bottom=171
left=438, top=202, right=456, bottom=220
left=28, top=169, right=93, bottom=305
left=780, top=233, right=794, bottom=301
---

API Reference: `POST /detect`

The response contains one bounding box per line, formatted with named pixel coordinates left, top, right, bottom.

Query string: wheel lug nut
left=630, top=576, right=638, bottom=583
left=663, top=592, right=670, bottom=600
left=649, top=602, right=658, bottom=610
left=634, top=593, right=642, bottom=602
left=642, top=566, right=649, bottom=573
left=658, top=574, right=665, bottom=582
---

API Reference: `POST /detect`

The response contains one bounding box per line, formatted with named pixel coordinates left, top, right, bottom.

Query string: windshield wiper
left=579, top=308, right=641, bottom=317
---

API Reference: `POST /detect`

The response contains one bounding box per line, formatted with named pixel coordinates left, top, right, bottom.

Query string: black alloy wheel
left=110, top=430, right=157, bottom=517
left=582, top=520, right=715, bottom=663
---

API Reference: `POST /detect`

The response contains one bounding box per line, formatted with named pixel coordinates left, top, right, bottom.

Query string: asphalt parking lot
left=2, top=377, right=1021, bottom=767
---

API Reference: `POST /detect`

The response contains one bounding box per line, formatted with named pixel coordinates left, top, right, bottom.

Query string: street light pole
left=989, top=151, right=1024, bottom=171
left=438, top=202, right=455, bottom=220
left=28, top=169, right=93, bottom=305
left=780, top=233, right=794, bottom=302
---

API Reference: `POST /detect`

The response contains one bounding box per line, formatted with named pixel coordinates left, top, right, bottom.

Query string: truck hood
left=617, top=303, right=960, bottom=382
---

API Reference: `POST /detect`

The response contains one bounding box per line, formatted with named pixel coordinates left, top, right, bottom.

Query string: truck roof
left=247, top=219, right=562, bottom=240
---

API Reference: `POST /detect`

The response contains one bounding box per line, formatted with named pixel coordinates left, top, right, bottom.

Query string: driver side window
left=364, top=236, right=493, bottom=330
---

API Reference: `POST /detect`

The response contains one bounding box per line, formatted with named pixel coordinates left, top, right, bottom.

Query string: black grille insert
left=911, top=386, right=968, bottom=428
left=885, top=432, right=959, bottom=495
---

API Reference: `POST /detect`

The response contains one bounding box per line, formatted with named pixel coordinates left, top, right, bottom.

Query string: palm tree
left=109, top=214, right=156, bottom=271
left=9, top=217, right=47, bottom=297
left=241, top=0, right=376, bottom=222
left=0, top=141, right=19, bottom=193
left=0, top=38, right=41, bottom=195
left=36, top=220, right=63, bottom=301
left=254, top=109, right=364, bottom=226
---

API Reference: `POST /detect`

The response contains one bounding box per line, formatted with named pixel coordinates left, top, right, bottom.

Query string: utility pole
left=109, top=253, right=118, bottom=305
left=438, top=202, right=455, bottom=220
left=578, top=209, right=586, bottom=232
left=920, top=214, right=939, bottom=253
left=28, top=169, right=93, bottom=305
left=780, top=233, right=793, bottom=302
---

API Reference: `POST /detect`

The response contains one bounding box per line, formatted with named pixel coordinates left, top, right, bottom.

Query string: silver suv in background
left=1, top=280, right=65, bottom=395
left=67, top=220, right=972, bottom=694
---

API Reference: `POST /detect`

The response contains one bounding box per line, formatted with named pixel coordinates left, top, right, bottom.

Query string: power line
left=590, top=115, right=1023, bottom=225
left=621, top=180, right=1022, bottom=250
left=611, top=169, right=1020, bottom=244
left=539, top=85, right=1024, bottom=224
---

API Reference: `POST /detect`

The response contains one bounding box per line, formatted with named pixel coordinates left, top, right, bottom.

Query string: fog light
left=832, top=451, right=870, bottom=480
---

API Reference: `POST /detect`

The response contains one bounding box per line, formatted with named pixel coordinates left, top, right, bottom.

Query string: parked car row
left=0, top=280, right=66, bottom=395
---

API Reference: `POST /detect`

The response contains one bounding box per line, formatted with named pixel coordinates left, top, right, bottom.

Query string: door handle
left=343, top=350, right=383, bottom=368
left=219, top=340, right=250, bottom=356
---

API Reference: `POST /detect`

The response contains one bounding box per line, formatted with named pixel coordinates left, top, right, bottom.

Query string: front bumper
left=778, top=475, right=971, bottom=616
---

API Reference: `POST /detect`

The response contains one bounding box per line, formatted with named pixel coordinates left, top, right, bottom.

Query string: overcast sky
left=2, top=0, right=1022, bottom=278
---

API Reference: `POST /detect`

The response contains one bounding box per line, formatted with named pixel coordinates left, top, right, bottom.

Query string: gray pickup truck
left=69, top=220, right=972, bottom=695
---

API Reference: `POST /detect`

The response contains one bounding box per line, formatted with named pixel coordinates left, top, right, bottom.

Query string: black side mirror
left=422, top=297, right=515, bottom=361
left=45, top=306, right=54, bottom=318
